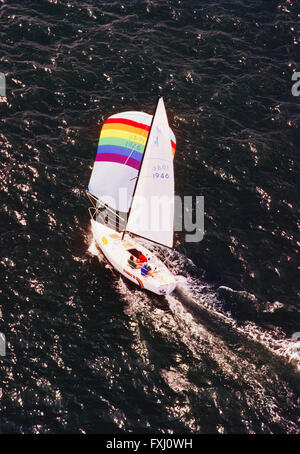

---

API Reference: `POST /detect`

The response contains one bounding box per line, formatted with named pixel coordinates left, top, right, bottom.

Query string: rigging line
left=123, top=147, right=135, bottom=167
left=87, top=191, right=125, bottom=223
left=123, top=118, right=149, bottom=167
left=162, top=250, right=173, bottom=268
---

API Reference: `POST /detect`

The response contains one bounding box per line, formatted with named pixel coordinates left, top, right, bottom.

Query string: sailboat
left=87, top=98, right=177, bottom=295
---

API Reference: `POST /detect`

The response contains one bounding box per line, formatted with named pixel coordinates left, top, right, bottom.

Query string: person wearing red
left=137, top=253, right=147, bottom=264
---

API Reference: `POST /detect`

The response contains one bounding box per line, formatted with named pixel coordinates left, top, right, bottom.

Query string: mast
left=121, top=98, right=161, bottom=240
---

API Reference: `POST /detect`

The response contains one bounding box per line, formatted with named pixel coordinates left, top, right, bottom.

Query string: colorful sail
left=125, top=98, right=175, bottom=248
left=88, top=111, right=176, bottom=213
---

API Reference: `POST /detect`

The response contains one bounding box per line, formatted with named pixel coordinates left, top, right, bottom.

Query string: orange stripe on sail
left=102, top=122, right=149, bottom=138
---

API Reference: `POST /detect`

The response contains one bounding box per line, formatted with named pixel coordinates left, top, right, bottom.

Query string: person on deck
left=128, top=255, right=137, bottom=269
left=137, top=252, right=147, bottom=264
left=140, top=264, right=153, bottom=277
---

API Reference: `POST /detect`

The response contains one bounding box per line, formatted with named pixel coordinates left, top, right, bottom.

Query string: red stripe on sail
left=105, top=118, right=150, bottom=131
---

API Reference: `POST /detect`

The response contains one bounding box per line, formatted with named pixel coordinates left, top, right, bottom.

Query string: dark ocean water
left=0, top=0, right=300, bottom=434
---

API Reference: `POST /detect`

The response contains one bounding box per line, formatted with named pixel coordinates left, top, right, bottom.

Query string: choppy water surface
left=0, top=0, right=299, bottom=434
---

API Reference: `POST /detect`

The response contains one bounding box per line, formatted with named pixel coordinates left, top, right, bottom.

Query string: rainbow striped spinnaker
left=88, top=110, right=176, bottom=212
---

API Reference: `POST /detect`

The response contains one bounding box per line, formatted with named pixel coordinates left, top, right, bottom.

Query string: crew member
left=137, top=252, right=147, bottom=264
left=128, top=255, right=137, bottom=269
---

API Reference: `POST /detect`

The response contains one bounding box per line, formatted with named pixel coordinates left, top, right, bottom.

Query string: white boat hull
left=91, top=219, right=176, bottom=295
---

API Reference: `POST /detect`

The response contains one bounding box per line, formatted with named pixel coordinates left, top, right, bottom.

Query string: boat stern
left=157, top=280, right=176, bottom=295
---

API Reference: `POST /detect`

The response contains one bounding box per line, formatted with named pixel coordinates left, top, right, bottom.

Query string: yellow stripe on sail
left=102, top=122, right=149, bottom=137
left=100, top=128, right=147, bottom=145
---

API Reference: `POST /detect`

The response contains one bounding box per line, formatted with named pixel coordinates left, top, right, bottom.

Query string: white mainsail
left=125, top=98, right=174, bottom=248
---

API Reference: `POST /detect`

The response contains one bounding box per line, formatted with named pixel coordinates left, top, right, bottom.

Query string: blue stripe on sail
left=96, top=145, right=143, bottom=163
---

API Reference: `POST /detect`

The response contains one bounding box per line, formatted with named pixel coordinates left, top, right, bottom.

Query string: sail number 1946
left=152, top=164, right=169, bottom=179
